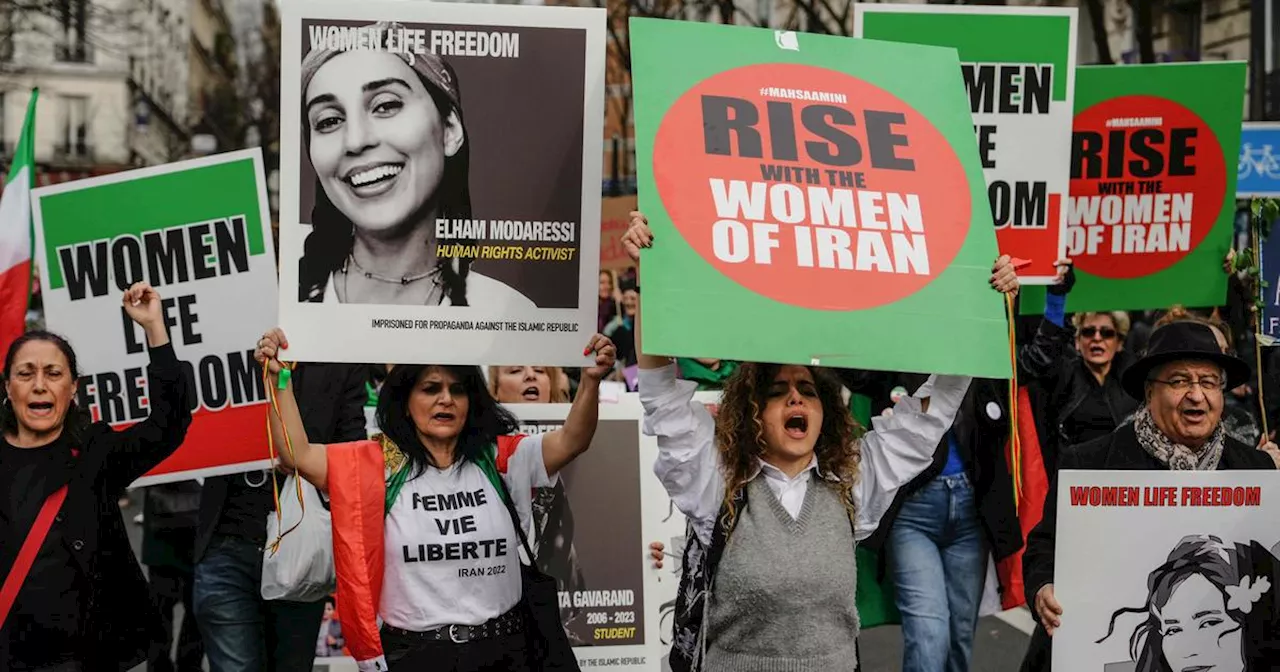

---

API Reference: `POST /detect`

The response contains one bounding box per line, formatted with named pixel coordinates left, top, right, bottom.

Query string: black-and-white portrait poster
left=276, top=0, right=605, bottom=365
left=1053, top=470, right=1280, bottom=671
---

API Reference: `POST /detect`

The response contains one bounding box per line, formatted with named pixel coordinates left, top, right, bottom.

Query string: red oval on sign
left=1066, top=95, right=1225, bottom=279
left=652, top=63, right=971, bottom=311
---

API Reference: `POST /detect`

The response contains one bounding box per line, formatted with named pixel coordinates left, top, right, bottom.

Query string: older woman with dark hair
left=298, top=20, right=531, bottom=308
left=254, top=327, right=615, bottom=671
left=0, top=282, right=191, bottom=671
left=1097, top=534, right=1280, bottom=672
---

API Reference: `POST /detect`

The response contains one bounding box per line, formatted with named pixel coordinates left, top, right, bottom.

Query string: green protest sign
left=854, top=4, right=1078, bottom=285
left=1020, top=62, right=1245, bottom=315
left=630, top=18, right=1010, bottom=377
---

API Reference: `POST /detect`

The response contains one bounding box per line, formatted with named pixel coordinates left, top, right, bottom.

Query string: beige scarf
left=1133, top=407, right=1224, bottom=470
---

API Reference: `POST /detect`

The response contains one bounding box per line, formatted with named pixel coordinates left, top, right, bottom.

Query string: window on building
left=59, top=95, right=89, bottom=157
left=1163, top=0, right=1202, bottom=62
left=0, top=6, right=14, bottom=62
left=55, top=0, right=90, bottom=63
left=0, top=92, right=7, bottom=155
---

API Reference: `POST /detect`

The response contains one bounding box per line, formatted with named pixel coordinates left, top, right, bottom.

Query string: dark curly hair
left=376, top=364, right=518, bottom=477
left=1, top=330, right=92, bottom=443
left=714, top=363, right=862, bottom=530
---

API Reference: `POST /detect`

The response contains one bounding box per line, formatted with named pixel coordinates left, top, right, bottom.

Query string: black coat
left=1018, top=422, right=1276, bottom=672
left=0, top=344, right=192, bottom=672
left=193, top=362, right=369, bottom=564
left=1020, top=318, right=1140, bottom=476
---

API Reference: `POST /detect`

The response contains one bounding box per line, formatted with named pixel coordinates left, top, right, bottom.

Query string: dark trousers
left=148, top=564, right=205, bottom=672
left=382, top=628, right=531, bottom=672
left=192, top=536, right=325, bottom=672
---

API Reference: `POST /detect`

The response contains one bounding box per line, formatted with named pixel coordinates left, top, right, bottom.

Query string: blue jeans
left=887, top=473, right=987, bottom=672
left=192, top=536, right=326, bottom=672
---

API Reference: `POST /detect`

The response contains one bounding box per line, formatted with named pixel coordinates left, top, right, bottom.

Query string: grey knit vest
left=704, top=475, right=860, bottom=672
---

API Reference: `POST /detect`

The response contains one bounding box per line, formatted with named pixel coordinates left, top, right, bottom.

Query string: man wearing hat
left=1017, top=320, right=1278, bottom=672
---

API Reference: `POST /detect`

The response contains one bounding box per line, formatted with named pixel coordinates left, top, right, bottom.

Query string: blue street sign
left=1238, top=122, right=1280, bottom=198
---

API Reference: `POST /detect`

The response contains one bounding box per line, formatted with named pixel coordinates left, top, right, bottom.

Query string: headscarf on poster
left=276, top=0, right=605, bottom=367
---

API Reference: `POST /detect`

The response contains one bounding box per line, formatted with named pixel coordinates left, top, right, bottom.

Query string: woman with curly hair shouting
left=621, top=212, right=1019, bottom=672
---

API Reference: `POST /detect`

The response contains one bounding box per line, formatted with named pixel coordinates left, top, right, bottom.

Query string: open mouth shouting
left=521, top=385, right=542, bottom=402
left=1179, top=407, right=1209, bottom=425
left=431, top=410, right=458, bottom=425
left=343, top=162, right=404, bottom=198
left=27, top=401, right=55, bottom=418
left=1087, top=343, right=1107, bottom=358
left=783, top=412, right=809, bottom=440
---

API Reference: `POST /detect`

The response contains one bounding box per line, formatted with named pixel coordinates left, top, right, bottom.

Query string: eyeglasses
left=1079, top=326, right=1117, bottom=339
left=1149, top=376, right=1224, bottom=393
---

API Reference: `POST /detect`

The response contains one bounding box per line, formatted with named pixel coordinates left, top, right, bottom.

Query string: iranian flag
left=0, top=89, right=37, bottom=354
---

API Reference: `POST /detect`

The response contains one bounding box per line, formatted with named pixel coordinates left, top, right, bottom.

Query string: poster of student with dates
left=1053, top=470, right=1280, bottom=670
left=629, top=19, right=1010, bottom=379
left=1020, top=62, right=1247, bottom=314
left=854, top=3, right=1079, bottom=285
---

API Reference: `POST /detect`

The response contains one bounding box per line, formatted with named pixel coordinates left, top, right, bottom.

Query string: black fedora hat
left=1121, top=321, right=1251, bottom=399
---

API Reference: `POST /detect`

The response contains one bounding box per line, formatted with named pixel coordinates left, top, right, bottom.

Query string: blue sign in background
left=1239, top=123, right=1280, bottom=197
left=1261, top=220, right=1280, bottom=339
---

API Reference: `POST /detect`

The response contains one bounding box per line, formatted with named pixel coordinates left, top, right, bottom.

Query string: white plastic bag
left=260, top=475, right=335, bottom=602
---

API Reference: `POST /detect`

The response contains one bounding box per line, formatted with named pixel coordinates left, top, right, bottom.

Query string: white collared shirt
left=639, top=364, right=972, bottom=546
left=756, top=457, right=819, bottom=520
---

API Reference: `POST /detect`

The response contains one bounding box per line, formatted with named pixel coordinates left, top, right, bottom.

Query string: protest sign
left=854, top=4, right=1078, bottom=284
left=630, top=19, right=1010, bottom=378
left=1053, top=469, right=1280, bottom=670
left=31, top=150, right=277, bottom=485
left=602, top=195, right=640, bottom=274
left=1021, top=62, right=1246, bottom=314
left=276, top=0, right=605, bottom=366
left=1261, top=221, right=1280, bottom=341
left=1239, top=122, right=1280, bottom=198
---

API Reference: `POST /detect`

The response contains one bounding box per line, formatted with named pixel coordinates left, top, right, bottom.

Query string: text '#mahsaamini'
left=307, top=24, right=520, bottom=59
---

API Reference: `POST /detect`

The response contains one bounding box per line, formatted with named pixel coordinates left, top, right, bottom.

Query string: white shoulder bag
left=260, top=474, right=335, bottom=602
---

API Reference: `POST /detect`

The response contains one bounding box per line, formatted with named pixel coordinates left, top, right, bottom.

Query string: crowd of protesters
left=4, top=212, right=1280, bottom=672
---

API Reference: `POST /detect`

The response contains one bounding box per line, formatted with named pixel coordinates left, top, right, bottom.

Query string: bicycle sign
left=1238, top=123, right=1280, bottom=197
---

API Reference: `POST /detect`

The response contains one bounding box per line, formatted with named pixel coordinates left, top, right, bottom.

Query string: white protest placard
left=31, top=150, right=278, bottom=485
left=1054, top=469, right=1280, bottom=671
left=276, top=0, right=605, bottom=366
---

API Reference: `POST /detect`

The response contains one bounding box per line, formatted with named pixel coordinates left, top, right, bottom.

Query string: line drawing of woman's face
left=305, top=49, right=463, bottom=237
left=1158, top=573, right=1245, bottom=672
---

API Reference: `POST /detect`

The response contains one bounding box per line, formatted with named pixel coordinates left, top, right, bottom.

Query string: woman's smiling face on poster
left=1157, top=573, right=1244, bottom=672
left=305, top=50, right=463, bottom=235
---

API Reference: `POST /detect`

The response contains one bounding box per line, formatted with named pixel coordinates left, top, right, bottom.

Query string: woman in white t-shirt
left=253, top=328, right=616, bottom=672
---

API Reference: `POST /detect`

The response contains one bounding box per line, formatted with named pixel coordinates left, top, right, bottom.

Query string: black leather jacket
left=1020, top=319, right=1139, bottom=476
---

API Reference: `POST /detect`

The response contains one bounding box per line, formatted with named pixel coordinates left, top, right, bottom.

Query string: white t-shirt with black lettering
left=381, top=434, right=554, bottom=631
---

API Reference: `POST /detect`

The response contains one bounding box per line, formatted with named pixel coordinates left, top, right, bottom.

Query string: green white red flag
left=0, top=89, right=38, bottom=354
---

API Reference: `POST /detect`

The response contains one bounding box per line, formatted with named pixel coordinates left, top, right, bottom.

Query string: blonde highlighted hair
left=1072, top=311, right=1131, bottom=339
left=487, top=366, right=571, bottom=403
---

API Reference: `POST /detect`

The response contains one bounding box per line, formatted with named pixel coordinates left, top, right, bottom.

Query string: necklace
left=342, top=254, right=437, bottom=285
